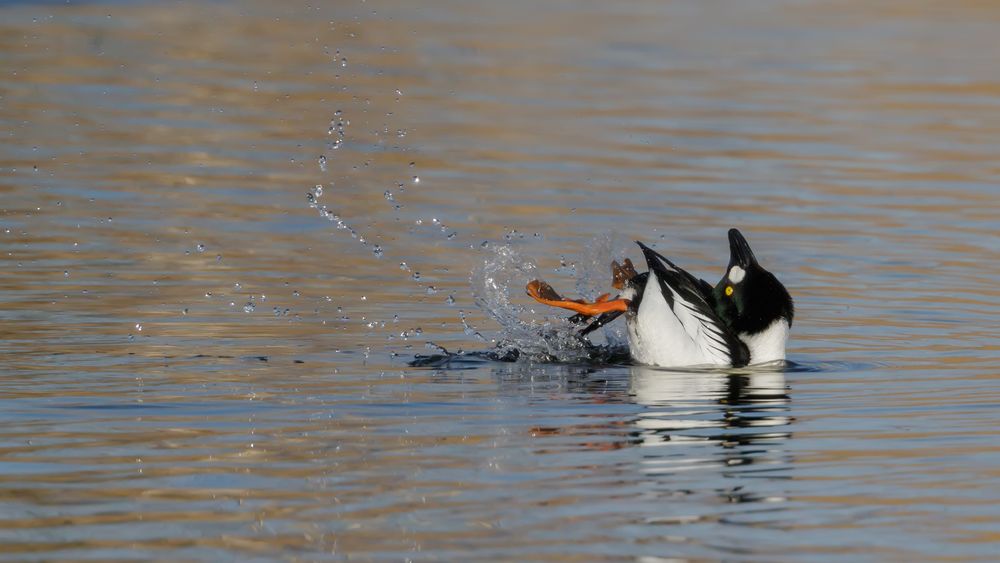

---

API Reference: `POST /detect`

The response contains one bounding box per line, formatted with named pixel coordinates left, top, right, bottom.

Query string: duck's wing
left=636, top=242, right=749, bottom=366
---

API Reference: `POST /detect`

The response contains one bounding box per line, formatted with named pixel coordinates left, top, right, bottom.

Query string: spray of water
left=470, top=239, right=631, bottom=363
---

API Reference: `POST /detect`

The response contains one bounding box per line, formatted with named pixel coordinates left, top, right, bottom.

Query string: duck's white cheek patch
left=728, top=265, right=746, bottom=284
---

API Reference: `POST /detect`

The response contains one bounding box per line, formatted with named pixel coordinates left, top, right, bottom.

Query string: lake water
left=1, top=0, right=998, bottom=560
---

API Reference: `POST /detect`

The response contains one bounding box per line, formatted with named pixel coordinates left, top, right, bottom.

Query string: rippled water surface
left=2, top=0, right=999, bottom=560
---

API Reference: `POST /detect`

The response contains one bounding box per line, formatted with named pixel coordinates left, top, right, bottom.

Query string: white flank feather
left=626, top=272, right=732, bottom=368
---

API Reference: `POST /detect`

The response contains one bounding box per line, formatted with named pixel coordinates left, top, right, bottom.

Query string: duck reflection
left=628, top=365, right=792, bottom=479
left=420, top=352, right=793, bottom=479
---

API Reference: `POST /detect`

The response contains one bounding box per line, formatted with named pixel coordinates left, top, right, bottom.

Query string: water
left=1, top=0, right=999, bottom=559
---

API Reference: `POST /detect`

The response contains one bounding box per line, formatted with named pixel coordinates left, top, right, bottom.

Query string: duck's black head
left=712, top=228, right=794, bottom=336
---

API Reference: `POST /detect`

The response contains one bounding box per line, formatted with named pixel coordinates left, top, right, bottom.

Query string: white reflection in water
left=629, top=366, right=792, bottom=479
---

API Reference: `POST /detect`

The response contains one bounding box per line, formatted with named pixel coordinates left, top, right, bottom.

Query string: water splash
left=571, top=231, right=631, bottom=348
left=470, top=244, right=595, bottom=362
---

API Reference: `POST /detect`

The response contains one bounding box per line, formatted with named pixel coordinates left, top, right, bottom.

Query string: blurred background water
left=1, top=0, right=998, bottom=560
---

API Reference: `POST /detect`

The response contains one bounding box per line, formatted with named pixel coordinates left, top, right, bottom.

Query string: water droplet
left=412, top=176, right=420, bottom=184
left=306, top=192, right=316, bottom=205
left=480, top=240, right=490, bottom=248
left=135, top=323, right=142, bottom=332
left=293, top=290, right=300, bottom=297
left=373, top=245, right=383, bottom=258
left=446, top=295, right=455, bottom=305
left=383, top=190, right=394, bottom=202
left=393, top=314, right=399, bottom=323
left=412, top=272, right=421, bottom=281
left=63, top=270, right=69, bottom=277
left=243, top=301, right=255, bottom=313
left=318, top=155, right=327, bottom=172
left=399, top=262, right=410, bottom=272
left=426, top=286, right=437, bottom=295
left=314, top=184, right=323, bottom=197
left=196, top=243, right=206, bottom=253
left=340, top=57, right=347, bottom=67
left=182, top=308, right=188, bottom=315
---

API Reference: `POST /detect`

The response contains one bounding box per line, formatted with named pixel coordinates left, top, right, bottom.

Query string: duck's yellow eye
left=725, top=286, right=734, bottom=297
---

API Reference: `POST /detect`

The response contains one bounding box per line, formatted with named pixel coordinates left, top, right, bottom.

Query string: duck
left=525, top=229, right=794, bottom=368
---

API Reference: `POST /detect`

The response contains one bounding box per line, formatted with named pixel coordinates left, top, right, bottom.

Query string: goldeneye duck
left=526, top=228, right=794, bottom=368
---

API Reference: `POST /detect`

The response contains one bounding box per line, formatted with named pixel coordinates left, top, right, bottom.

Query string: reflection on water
left=1, top=0, right=1000, bottom=559
left=630, top=367, right=793, bottom=522
left=630, top=366, right=790, bottom=453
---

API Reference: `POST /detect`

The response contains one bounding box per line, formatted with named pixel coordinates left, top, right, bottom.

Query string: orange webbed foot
left=611, top=258, right=638, bottom=290
left=526, top=279, right=629, bottom=318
